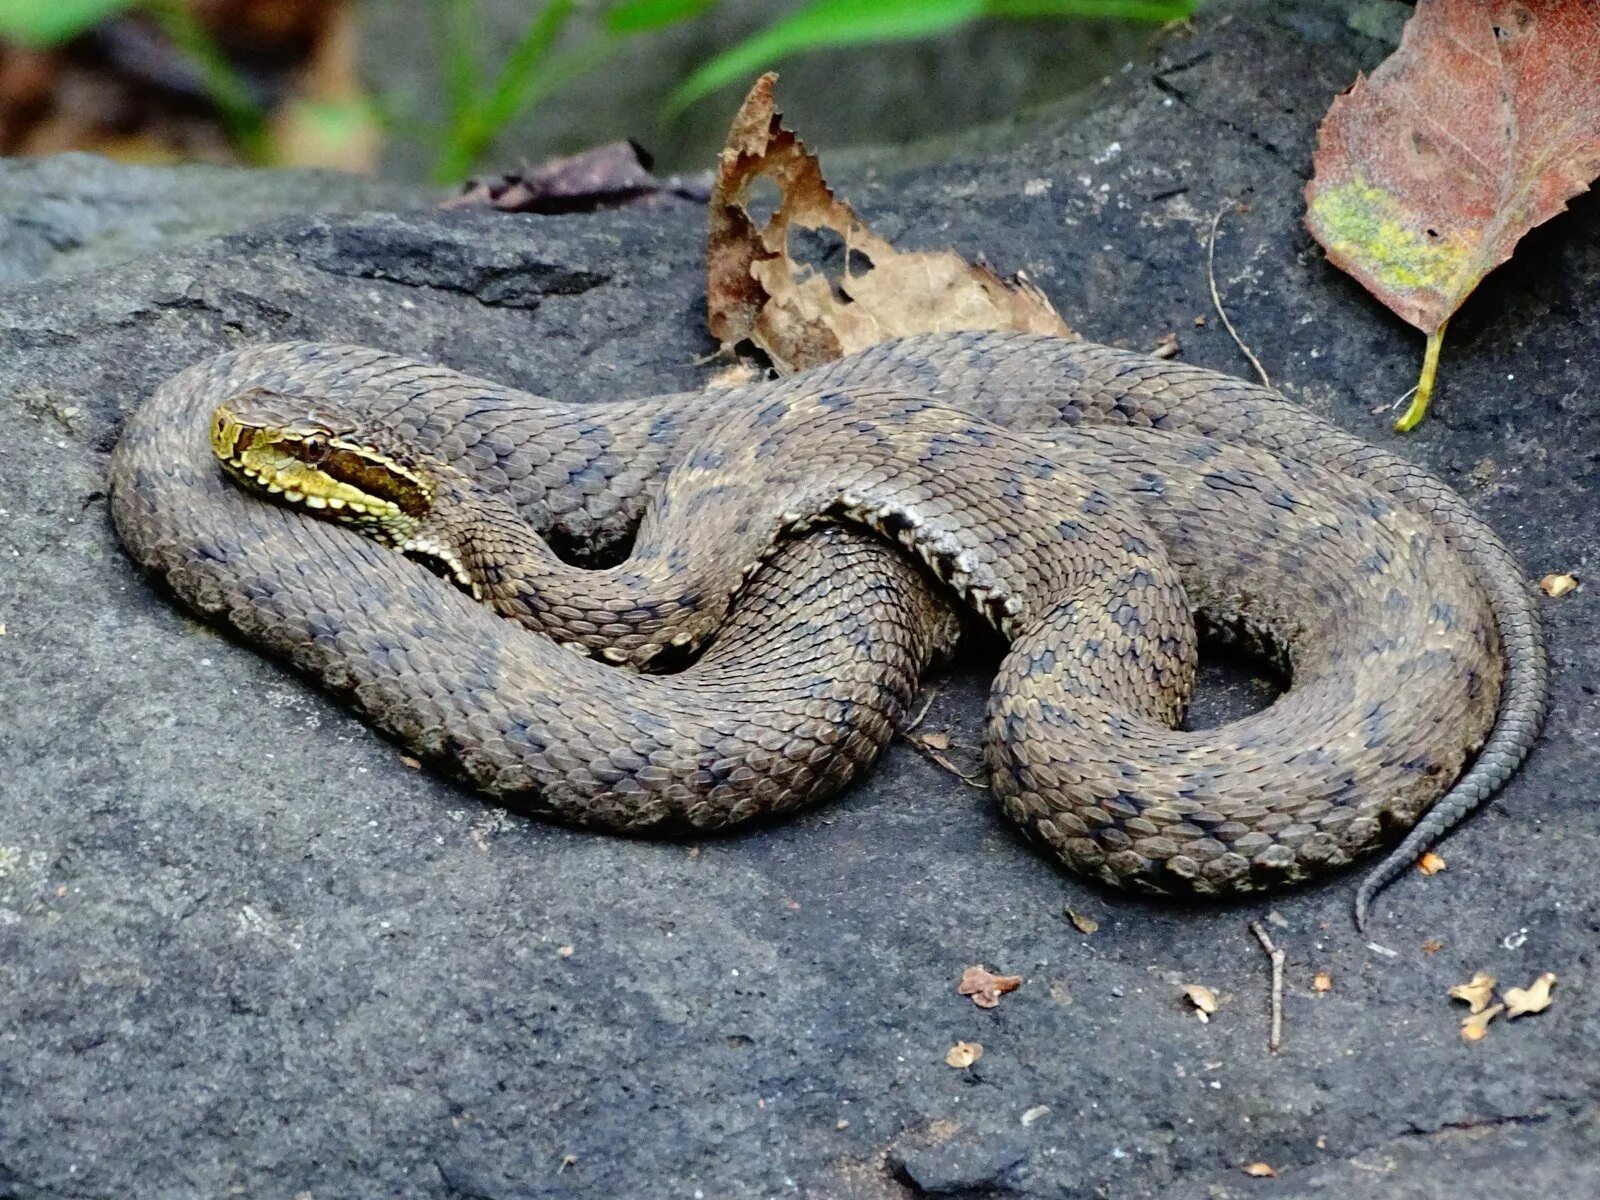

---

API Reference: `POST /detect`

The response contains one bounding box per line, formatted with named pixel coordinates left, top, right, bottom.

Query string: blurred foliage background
left=0, top=0, right=1194, bottom=183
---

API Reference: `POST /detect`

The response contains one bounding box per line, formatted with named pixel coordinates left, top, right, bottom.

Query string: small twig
left=1249, top=920, right=1286, bottom=1053
left=900, top=687, right=942, bottom=737
left=1375, top=383, right=1419, bottom=416
left=1207, top=202, right=1272, bottom=389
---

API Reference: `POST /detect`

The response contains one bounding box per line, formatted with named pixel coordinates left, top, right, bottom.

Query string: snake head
left=211, top=387, right=436, bottom=535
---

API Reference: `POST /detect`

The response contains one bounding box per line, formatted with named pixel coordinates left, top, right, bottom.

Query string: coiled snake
left=108, top=332, right=1545, bottom=926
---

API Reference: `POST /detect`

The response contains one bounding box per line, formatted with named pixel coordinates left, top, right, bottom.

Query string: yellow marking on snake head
left=211, top=388, right=437, bottom=545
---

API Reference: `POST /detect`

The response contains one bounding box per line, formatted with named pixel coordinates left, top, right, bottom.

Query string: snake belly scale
left=109, top=332, right=1544, bottom=922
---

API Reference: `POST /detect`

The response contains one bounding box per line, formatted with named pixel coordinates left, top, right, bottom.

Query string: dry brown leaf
left=1242, top=1162, right=1278, bottom=1179
left=1461, top=1002, right=1504, bottom=1041
left=945, top=1040, right=983, bottom=1068
left=1312, top=972, right=1333, bottom=993
left=915, top=731, right=952, bottom=751
left=1504, top=972, right=1558, bottom=1018
left=1151, top=332, right=1181, bottom=359
left=1449, top=971, right=1497, bottom=1014
left=1422, top=938, right=1444, bottom=955
left=1540, top=572, right=1580, bottom=598
left=1065, top=907, right=1100, bottom=935
left=1418, top=851, right=1446, bottom=875
left=1182, top=983, right=1218, bottom=1022
left=445, top=140, right=710, bottom=214
left=958, top=966, right=1023, bottom=1009
left=1305, top=0, right=1600, bottom=430
left=399, top=755, right=421, bottom=770
left=706, top=73, right=1074, bottom=373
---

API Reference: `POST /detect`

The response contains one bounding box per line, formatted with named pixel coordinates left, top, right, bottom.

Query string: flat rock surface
left=2, top=5, right=1597, bottom=1198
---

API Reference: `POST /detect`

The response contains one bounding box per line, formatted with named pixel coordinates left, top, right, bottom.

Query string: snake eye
left=302, top=435, right=329, bottom=463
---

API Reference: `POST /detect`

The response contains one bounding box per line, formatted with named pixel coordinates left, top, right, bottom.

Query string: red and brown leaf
left=1305, top=0, right=1600, bottom=427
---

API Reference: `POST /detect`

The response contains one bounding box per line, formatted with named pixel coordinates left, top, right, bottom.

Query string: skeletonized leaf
left=706, top=73, right=1074, bottom=373
left=1305, top=0, right=1600, bottom=429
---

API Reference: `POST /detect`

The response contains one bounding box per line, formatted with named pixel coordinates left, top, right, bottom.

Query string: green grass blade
left=0, top=0, right=135, bottom=46
left=433, top=0, right=481, bottom=132
left=604, top=0, right=718, bottom=35
left=667, top=0, right=985, bottom=112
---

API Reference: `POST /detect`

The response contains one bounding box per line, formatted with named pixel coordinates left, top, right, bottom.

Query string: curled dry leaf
left=1065, top=907, right=1100, bottom=935
left=945, top=1040, right=983, bottom=1069
left=445, top=140, right=711, bottom=215
left=1312, top=972, right=1333, bottom=993
left=706, top=73, right=1074, bottom=373
left=1418, top=851, right=1446, bottom=875
left=1151, top=332, right=1181, bottom=359
left=958, top=966, right=1023, bottom=1009
left=1242, top=1162, right=1279, bottom=1179
left=1182, top=983, right=1218, bottom=1021
left=1540, top=572, right=1580, bottom=598
left=1449, top=971, right=1497, bottom=1014
left=1504, top=972, right=1557, bottom=1018
left=1461, top=1002, right=1504, bottom=1041
left=1305, top=0, right=1600, bottom=430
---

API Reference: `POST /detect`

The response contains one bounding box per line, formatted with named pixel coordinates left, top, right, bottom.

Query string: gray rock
left=2, top=3, right=1597, bottom=1198
left=0, top=152, right=431, bottom=285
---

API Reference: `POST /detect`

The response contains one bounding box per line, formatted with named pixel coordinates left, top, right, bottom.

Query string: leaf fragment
left=945, top=1040, right=983, bottom=1068
left=1540, top=573, right=1580, bottom=598
left=1504, top=972, right=1557, bottom=1018
left=1182, top=983, right=1218, bottom=1021
left=706, top=73, right=1074, bottom=373
left=1461, top=1002, right=1504, bottom=1042
left=1065, top=907, right=1100, bottom=935
left=1418, top=851, right=1446, bottom=876
left=1449, top=972, right=1497, bottom=1014
left=1312, top=972, right=1333, bottom=993
left=1305, top=0, right=1600, bottom=429
left=958, top=966, right=1023, bottom=1009
left=1242, top=1162, right=1278, bottom=1178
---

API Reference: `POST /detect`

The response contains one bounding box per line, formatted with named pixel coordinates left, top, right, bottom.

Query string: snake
left=108, top=331, right=1545, bottom=926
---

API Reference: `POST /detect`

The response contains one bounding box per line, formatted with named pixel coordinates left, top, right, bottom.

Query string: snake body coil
left=109, top=332, right=1545, bottom=923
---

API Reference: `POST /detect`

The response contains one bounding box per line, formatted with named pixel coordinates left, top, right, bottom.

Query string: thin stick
left=1207, top=203, right=1272, bottom=389
left=1249, top=920, right=1286, bottom=1053
left=900, top=687, right=942, bottom=736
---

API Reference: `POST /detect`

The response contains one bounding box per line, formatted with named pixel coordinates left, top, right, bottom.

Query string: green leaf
left=0, top=0, right=138, bottom=46
left=668, top=0, right=985, bottom=112
left=983, top=0, right=1194, bottom=19
left=604, top=0, right=718, bottom=35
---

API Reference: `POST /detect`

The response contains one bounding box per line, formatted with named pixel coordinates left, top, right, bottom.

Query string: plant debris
left=1065, top=907, right=1100, bottom=935
left=958, top=966, right=1023, bottom=1009
left=445, top=140, right=712, bottom=214
left=1418, top=851, right=1446, bottom=875
left=1242, top=1162, right=1278, bottom=1178
left=1460, top=1002, right=1504, bottom=1042
left=1305, top=0, right=1600, bottom=430
left=1504, top=972, right=1558, bottom=1018
left=705, top=73, right=1074, bottom=373
left=945, top=1040, right=983, bottom=1068
left=1449, top=972, right=1497, bottom=1014
left=1540, top=572, right=1580, bottom=598
left=1312, top=972, right=1333, bottom=993
left=1182, top=983, right=1219, bottom=1022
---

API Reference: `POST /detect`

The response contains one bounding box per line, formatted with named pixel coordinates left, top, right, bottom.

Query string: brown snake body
left=109, top=332, right=1545, bottom=924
